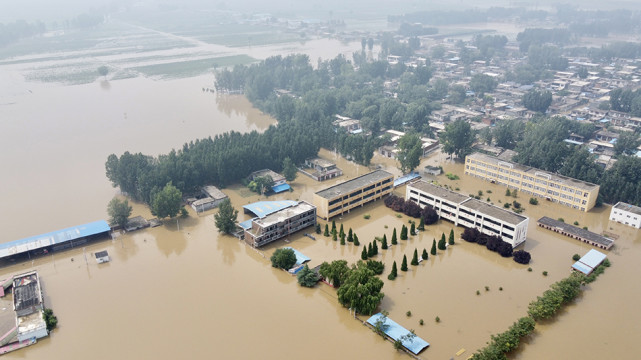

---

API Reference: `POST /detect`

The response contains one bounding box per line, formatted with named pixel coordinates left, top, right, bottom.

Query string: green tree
left=214, top=198, right=239, bottom=234
left=438, top=233, right=447, bottom=250
left=373, top=240, right=379, bottom=255
left=43, top=308, right=58, bottom=331
left=354, top=234, right=360, bottom=246
left=470, top=73, right=498, bottom=96
left=527, top=288, right=564, bottom=321
left=441, top=118, right=475, bottom=159
left=410, top=222, right=416, bottom=235
left=151, top=182, right=182, bottom=219
left=362, top=246, right=368, bottom=260
left=421, top=248, right=428, bottom=260
left=388, top=261, right=398, bottom=280
left=522, top=89, right=553, bottom=113
left=107, top=197, right=132, bottom=229
left=401, top=255, right=408, bottom=271
left=319, top=260, right=350, bottom=287
left=431, top=239, right=437, bottom=255
left=417, top=217, right=425, bottom=231
left=448, top=229, right=455, bottom=245
left=340, top=235, right=346, bottom=245
left=411, top=248, right=419, bottom=265
left=337, top=265, right=384, bottom=315
left=297, top=265, right=320, bottom=287
left=324, top=224, right=330, bottom=236
left=339, top=224, right=345, bottom=238
left=391, top=228, right=398, bottom=245
left=381, top=235, right=388, bottom=249
left=614, top=132, right=641, bottom=156
left=270, top=248, right=297, bottom=270
left=315, top=223, right=321, bottom=234
left=397, top=132, right=423, bottom=174
left=332, top=220, right=336, bottom=232
left=282, top=157, right=298, bottom=181
left=400, top=225, right=408, bottom=240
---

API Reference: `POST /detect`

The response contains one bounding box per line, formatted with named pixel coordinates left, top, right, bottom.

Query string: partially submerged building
left=313, top=170, right=393, bottom=220
left=609, top=202, right=641, bottom=229
left=301, top=158, right=343, bottom=182
left=379, top=130, right=439, bottom=159
left=191, top=185, right=229, bottom=213
left=537, top=216, right=614, bottom=250
left=248, top=169, right=291, bottom=193
left=95, top=250, right=110, bottom=264
left=572, top=249, right=607, bottom=275
left=464, top=152, right=600, bottom=212
left=12, top=272, right=48, bottom=342
left=242, top=201, right=317, bottom=247
left=406, top=180, right=529, bottom=247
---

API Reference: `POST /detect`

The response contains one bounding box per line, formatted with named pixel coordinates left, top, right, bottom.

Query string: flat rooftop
left=252, top=201, right=316, bottom=228
left=250, top=169, right=285, bottom=182
left=408, top=180, right=469, bottom=205
left=307, top=157, right=335, bottom=168
left=13, top=272, right=41, bottom=313
left=315, top=170, right=393, bottom=200
left=460, top=198, right=528, bottom=225
left=202, top=185, right=227, bottom=200
left=614, top=202, right=641, bottom=216
left=467, top=152, right=599, bottom=191
left=538, top=217, right=614, bottom=248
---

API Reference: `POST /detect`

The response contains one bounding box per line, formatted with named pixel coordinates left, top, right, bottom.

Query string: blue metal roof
left=572, top=262, right=592, bottom=275
left=366, top=313, right=429, bottom=355
left=0, top=220, right=111, bottom=258
left=394, top=172, right=421, bottom=187
left=238, top=219, right=254, bottom=230
left=243, top=200, right=297, bottom=218
left=284, top=247, right=310, bottom=265
left=271, top=183, right=291, bottom=193
left=579, top=249, right=607, bottom=268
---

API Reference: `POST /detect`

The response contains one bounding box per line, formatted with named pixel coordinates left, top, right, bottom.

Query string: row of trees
left=319, top=260, right=385, bottom=315
left=384, top=194, right=439, bottom=225
left=461, top=228, right=515, bottom=258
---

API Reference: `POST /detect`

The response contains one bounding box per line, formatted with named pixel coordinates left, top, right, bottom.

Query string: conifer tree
left=401, top=255, right=408, bottom=271
left=333, top=231, right=337, bottom=241
left=410, top=222, right=416, bottom=236
left=339, top=224, right=345, bottom=238
left=340, top=236, right=345, bottom=245
left=418, top=217, right=425, bottom=231
left=315, top=223, right=321, bottom=234
left=324, top=224, right=330, bottom=237
left=431, top=239, right=437, bottom=255
left=411, top=248, right=419, bottom=265
left=400, top=225, right=408, bottom=240
left=361, top=246, right=368, bottom=260
left=354, top=234, right=360, bottom=246
left=373, top=240, right=378, bottom=255
left=448, top=229, right=455, bottom=245
left=438, top=233, right=447, bottom=250
left=422, top=248, right=428, bottom=260
left=381, top=235, right=388, bottom=250
left=392, top=228, right=398, bottom=245
left=388, top=261, right=398, bottom=280
left=347, top=228, right=353, bottom=242
left=332, top=220, right=336, bottom=232
left=368, top=243, right=374, bottom=257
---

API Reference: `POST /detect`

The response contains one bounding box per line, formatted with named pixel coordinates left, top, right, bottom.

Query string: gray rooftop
left=252, top=201, right=316, bottom=228
left=460, top=198, right=528, bottom=226
left=307, top=157, right=335, bottom=169
left=538, top=216, right=614, bottom=248
left=315, top=170, right=393, bottom=200
left=408, top=180, right=469, bottom=204
left=614, top=202, right=641, bottom=216
left=202, top=185, right=228, bottom=200
left=468, top=152, right=599, bottom=191
left=249, top=169, right=285, bottom=182
left=13, top=272, right=41, bottom=312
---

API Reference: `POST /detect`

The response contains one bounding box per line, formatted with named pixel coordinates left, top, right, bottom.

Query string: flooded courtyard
left=1, top=24, right=641, bottom=360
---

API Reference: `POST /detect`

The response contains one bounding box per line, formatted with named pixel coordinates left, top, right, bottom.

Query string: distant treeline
left=0, top=20, right=46, bottom=47
left=388, top=7, right=547, bottom=26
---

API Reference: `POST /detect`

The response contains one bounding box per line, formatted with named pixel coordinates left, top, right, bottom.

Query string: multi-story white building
left=243, top=201, right=317, bottom=247
left=610, top=202, right=641, bottom=229
left=406, top=180, right=529, bottom=247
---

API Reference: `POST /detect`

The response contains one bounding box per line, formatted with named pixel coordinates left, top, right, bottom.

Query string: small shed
left=95, top=250, right=110, bottom=264
left=572, top=249, right=606, bottom=275
left=424, top=165, right=442, bottom=176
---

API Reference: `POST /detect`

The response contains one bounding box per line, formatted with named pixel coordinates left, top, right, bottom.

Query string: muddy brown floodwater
left=2, top=68, right=641, bottom=359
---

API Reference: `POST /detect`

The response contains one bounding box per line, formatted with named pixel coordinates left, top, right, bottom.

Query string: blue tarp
left=272, top=183, right=291, bottom=193
left=284, top=247, right=310, bottom=265
left=366, top=313, right=430, bottom=355
left=394, top=172, right=420, bottom=187
left=243, top=200, right=297, bottom=218
left=0, top=220, right=111, bottom=258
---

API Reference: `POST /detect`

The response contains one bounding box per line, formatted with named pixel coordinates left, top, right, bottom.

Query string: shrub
left=446, top=173, right=459, bottom=180
left=366, top=260, right=385, bottom=275
left=485, top=286, right=490, bottom=291
left=513, top=250, right=531, bottom=265
left=557, top=218, right=564, bottom=223
left=419, top=319, right=424, bottom=326
left=573, top=221, right=579, bottom=225
left=421, top=205, right=439, bottom=225
left=499, top=287, right=503, bottom=291
left=271, top=248, right=297, bottom=270
left=504, top=202, right=511, bottom=208
left=478, top=190, right=484, bottom=196
left=529, top=197, right=538, bottom=205
left=505, top=189, right=511, bottom=196
left=461, top=227, right=480, bottom=243
left=528, top=267, right=533, bottom=272
left=43, top=308, right=58, bottom=331
left=406, top=311, right=412, bottom=317
left=543, top=271, right=548, bottom=276
left=435, top=316, right=440, bottom=323
left=487, top=190, right=492, bottom=194
left=297, top=265, right=320, bottom=287
left=572, top=254, right=580, bottom=261
left=364, top=214, right=371, bottom=219
left=512, top=201, right=521, bottom=209
left=476, top=290, right=480, bottom=295
left=497, top=242, right=513, bottom=257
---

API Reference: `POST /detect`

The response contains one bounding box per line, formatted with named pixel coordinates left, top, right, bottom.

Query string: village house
left=301, top=158, right=343, bottom=181
left=610, top=202, right=641, bottom=229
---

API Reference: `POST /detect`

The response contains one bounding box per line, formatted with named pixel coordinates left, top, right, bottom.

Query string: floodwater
left=1, top=33, right=641, bottom=360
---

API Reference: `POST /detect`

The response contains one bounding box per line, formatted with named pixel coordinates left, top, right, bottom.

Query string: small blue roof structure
left=0, top=220, right=111, bottom=259
left=283, top=247, right=310, bottom=266
left=243, top=200, right=297, bottom=218
left=572, top=249, right=607, bottom=275
left=238, top=219, right=254, bottom=230
left=271, top=183, right=291, bottom=193
left=366, top=313, right=429, bottom=355
left=394, top=172, right=421, bottom=187
left=564, top=139, right=584, bottom=145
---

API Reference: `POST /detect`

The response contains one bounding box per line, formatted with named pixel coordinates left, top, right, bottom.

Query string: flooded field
left=1, top=20, right=641, bottom=359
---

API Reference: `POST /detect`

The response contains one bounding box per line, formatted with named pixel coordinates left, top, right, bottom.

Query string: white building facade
left=406, top=180, right=529, bottom=247
left=610, top=202, right=641, bottom=229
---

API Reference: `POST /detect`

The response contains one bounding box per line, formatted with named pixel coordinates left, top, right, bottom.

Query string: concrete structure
left=379, top=130, right=439, bottom=159
left=243, top=201, right=317, bottom=247
left=302, top=158, right=343, bottom=181
left=95, top=250, right=110, bottom=264
left=464, top=152, right=600, bottom=212
left=572, top=249, right=607, bottom=275
left=333, top=116, right=362, bottom=134
left=609, top=202, right=641, bottom=229
left=406, top=180, right=529, bottom=247
left=249, top=169, right=286, bottom=187
left=313, top=170, right=393, bottom=220
left=424, top=165, right=442, bottom=176
left=190, top=185, right=229, bottom=213
left=537, top=216, right=614, bottom=250
left=13, top=272, right=44, bottom=317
